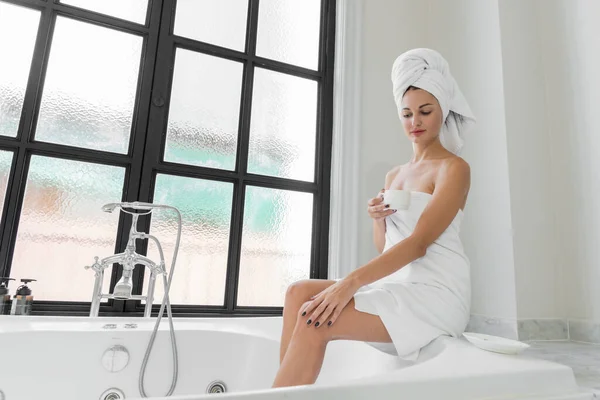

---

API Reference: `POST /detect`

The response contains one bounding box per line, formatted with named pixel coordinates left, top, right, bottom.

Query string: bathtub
left=0, top=315, right=592, bottom=400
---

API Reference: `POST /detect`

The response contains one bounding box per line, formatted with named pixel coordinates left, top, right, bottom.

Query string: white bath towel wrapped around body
left=353, top=191, right=470, bottom=360
left=352, top=49, right=473, bottom=360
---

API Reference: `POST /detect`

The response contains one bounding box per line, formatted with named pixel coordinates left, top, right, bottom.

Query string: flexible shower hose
left=134, top=206, right=182, bottom=398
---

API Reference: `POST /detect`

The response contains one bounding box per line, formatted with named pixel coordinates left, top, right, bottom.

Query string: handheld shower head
left=121, top=202, right=156, bottom=211
left=101, top=202, right=157, bottom=214
left=101, top=203, right=120, bottom=213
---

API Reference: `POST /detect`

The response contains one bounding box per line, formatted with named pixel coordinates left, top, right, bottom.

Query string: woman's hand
left=300, top=278, right=360, bottom=328
left=367, top=189, right=396, bottom=220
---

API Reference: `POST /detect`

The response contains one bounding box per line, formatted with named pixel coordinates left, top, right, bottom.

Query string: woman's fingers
left=368, top=189, right=386, bottom=206
left=300, top=296, right=321, bottom=318
left=367, top=190, right=398, bottom=220
left=327, top=306, right=344, bottom=327
left=307, top=299, right=330, bottom=326
left=369, top=205, right=397, bottom=219
left=300, top=301, right=313, bottom=317
left=374, top=203, right=390, bottom=212
left=367, top=196, right=383, bottom=207
left=368, top=203, right=389, bottom=214
left=314, top=304, right=335, bottom=329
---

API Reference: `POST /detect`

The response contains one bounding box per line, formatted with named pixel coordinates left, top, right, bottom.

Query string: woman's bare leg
left=272, top=297, right=391, bottom=388
left=279, top=279, right=336, bottom=363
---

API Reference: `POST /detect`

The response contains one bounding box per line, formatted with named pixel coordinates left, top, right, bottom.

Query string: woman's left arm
left=302, top=158, right=470, bottom=327
left=347, top=157, right=470, bottom=287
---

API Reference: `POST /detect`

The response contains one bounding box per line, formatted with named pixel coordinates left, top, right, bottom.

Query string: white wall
left=497, top=0, right=564, bottom=319
left=357, top=0, right=518, bottom=320
left=536, top=0, right=600, bottom=322
left=347, top=0, right=600, bottom=326
left=427, top=0, right=518, bottom=321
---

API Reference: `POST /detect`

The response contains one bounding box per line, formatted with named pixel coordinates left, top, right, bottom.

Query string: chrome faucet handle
left=156, top=261, right=167, bottom=275
left=84, top=256, right=107, bottom=276
left=146, top=260, right=166, bottom=276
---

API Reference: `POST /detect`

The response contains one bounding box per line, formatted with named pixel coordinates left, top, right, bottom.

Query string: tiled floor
left=524, top=340, right=600, bottom=394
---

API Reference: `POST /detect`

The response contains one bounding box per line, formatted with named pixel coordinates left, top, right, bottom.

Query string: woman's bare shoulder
left=436, top=156, right=471, bottom=194
left=440, top=155, right=470, bottom=174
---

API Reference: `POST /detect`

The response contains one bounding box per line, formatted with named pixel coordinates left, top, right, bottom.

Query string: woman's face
left=400, top=88, right=444, bottom=145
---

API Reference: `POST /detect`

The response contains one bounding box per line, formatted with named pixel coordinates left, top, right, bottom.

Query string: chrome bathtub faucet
left=85, top=203, right=168, bottom=318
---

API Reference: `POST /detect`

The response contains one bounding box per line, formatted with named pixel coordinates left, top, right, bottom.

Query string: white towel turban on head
left=391, top=48, right=476, bottom=155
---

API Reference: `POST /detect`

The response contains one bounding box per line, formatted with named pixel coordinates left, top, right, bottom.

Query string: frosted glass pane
left=11, top=157, right=125, bottom=301
left=174, top=0, right=247, bottom=51
left=256, top=0, right=321, bottom=70
left=248, top=68, right=317, bottom=182
left=237, top=186, right=313, bottom=306
left=164, top=50, right=243, bottom=170
left=60, top=0, right=148, bottom=24
left=35, top=17, right=143, bottom=154
left=0, top=151, right=14, bottom=223
left=0, top=3, right=40, bottom=137
left=143, top=174, right=233, bottom=306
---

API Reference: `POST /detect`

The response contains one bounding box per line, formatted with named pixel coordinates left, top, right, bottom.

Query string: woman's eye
left=402, top=114, right=411, bottom=118
left=421, top=111, right=431, bottom=115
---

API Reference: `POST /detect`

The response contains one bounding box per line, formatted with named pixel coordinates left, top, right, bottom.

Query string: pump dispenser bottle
left=0, top=277, right=15, bottom=315
left=10, top=279, right=36, bottom=315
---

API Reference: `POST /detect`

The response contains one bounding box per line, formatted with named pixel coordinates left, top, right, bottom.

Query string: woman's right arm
left=370, top=167, right=400, bottom=254
left=373, top=216, right=387, bottom=254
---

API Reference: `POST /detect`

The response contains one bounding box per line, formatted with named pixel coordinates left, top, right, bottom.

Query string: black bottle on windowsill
left=0, top=277, right=15, bottom=315
left=10, top=279, right=36, bottom=315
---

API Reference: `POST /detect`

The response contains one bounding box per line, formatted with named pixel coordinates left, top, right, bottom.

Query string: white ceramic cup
left=383, top=189, right=411, bottom=210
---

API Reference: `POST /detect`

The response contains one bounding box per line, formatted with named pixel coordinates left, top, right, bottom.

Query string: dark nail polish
left=385, top=204, right=390, bottom=208
left=393, top=209, right=397, bottom=213
left=328, top=321, right=332, bottom=326
left=301, top=311, right=306, bottom=316
left=315, top=322, right=320, bottom=327
left=307, top=319, right=312, bottom=325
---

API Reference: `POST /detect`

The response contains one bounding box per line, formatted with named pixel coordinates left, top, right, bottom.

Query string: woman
left=272, top=48, right=476, bottom=388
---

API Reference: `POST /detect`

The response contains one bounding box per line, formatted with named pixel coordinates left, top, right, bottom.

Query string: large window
left=0, top=0, right=336, bottom=316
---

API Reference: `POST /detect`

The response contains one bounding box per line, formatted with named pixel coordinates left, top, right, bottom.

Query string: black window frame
left=0, top=0, right=336, bottom=317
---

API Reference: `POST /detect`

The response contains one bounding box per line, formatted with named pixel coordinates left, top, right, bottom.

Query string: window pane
left=164, top=50, right=243, bottom=171
left=10, top=157, right=125, bottom=301
left=237, top=186, right=313, bottom=306
left=0, top=151, right=14, bottom=224
left=143, top=174, right=233, bottom=306
left=256, top=0, right=321, bottom=70
left=59, top=0, right=148, bottom=24
left=0, top=3, right=40, bottom=137
left=248, top=68, right=317, bottom=182
left=174, top=0, right=247, bottom=51
left=35, top=17, right=143, bottom=154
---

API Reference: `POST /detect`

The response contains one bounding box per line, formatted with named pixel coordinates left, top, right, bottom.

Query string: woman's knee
left=284, top=279, right=314, bottom=303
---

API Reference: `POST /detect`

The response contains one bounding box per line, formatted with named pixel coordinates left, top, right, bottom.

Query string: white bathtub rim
left=0, top=315, right=283, bottom=341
